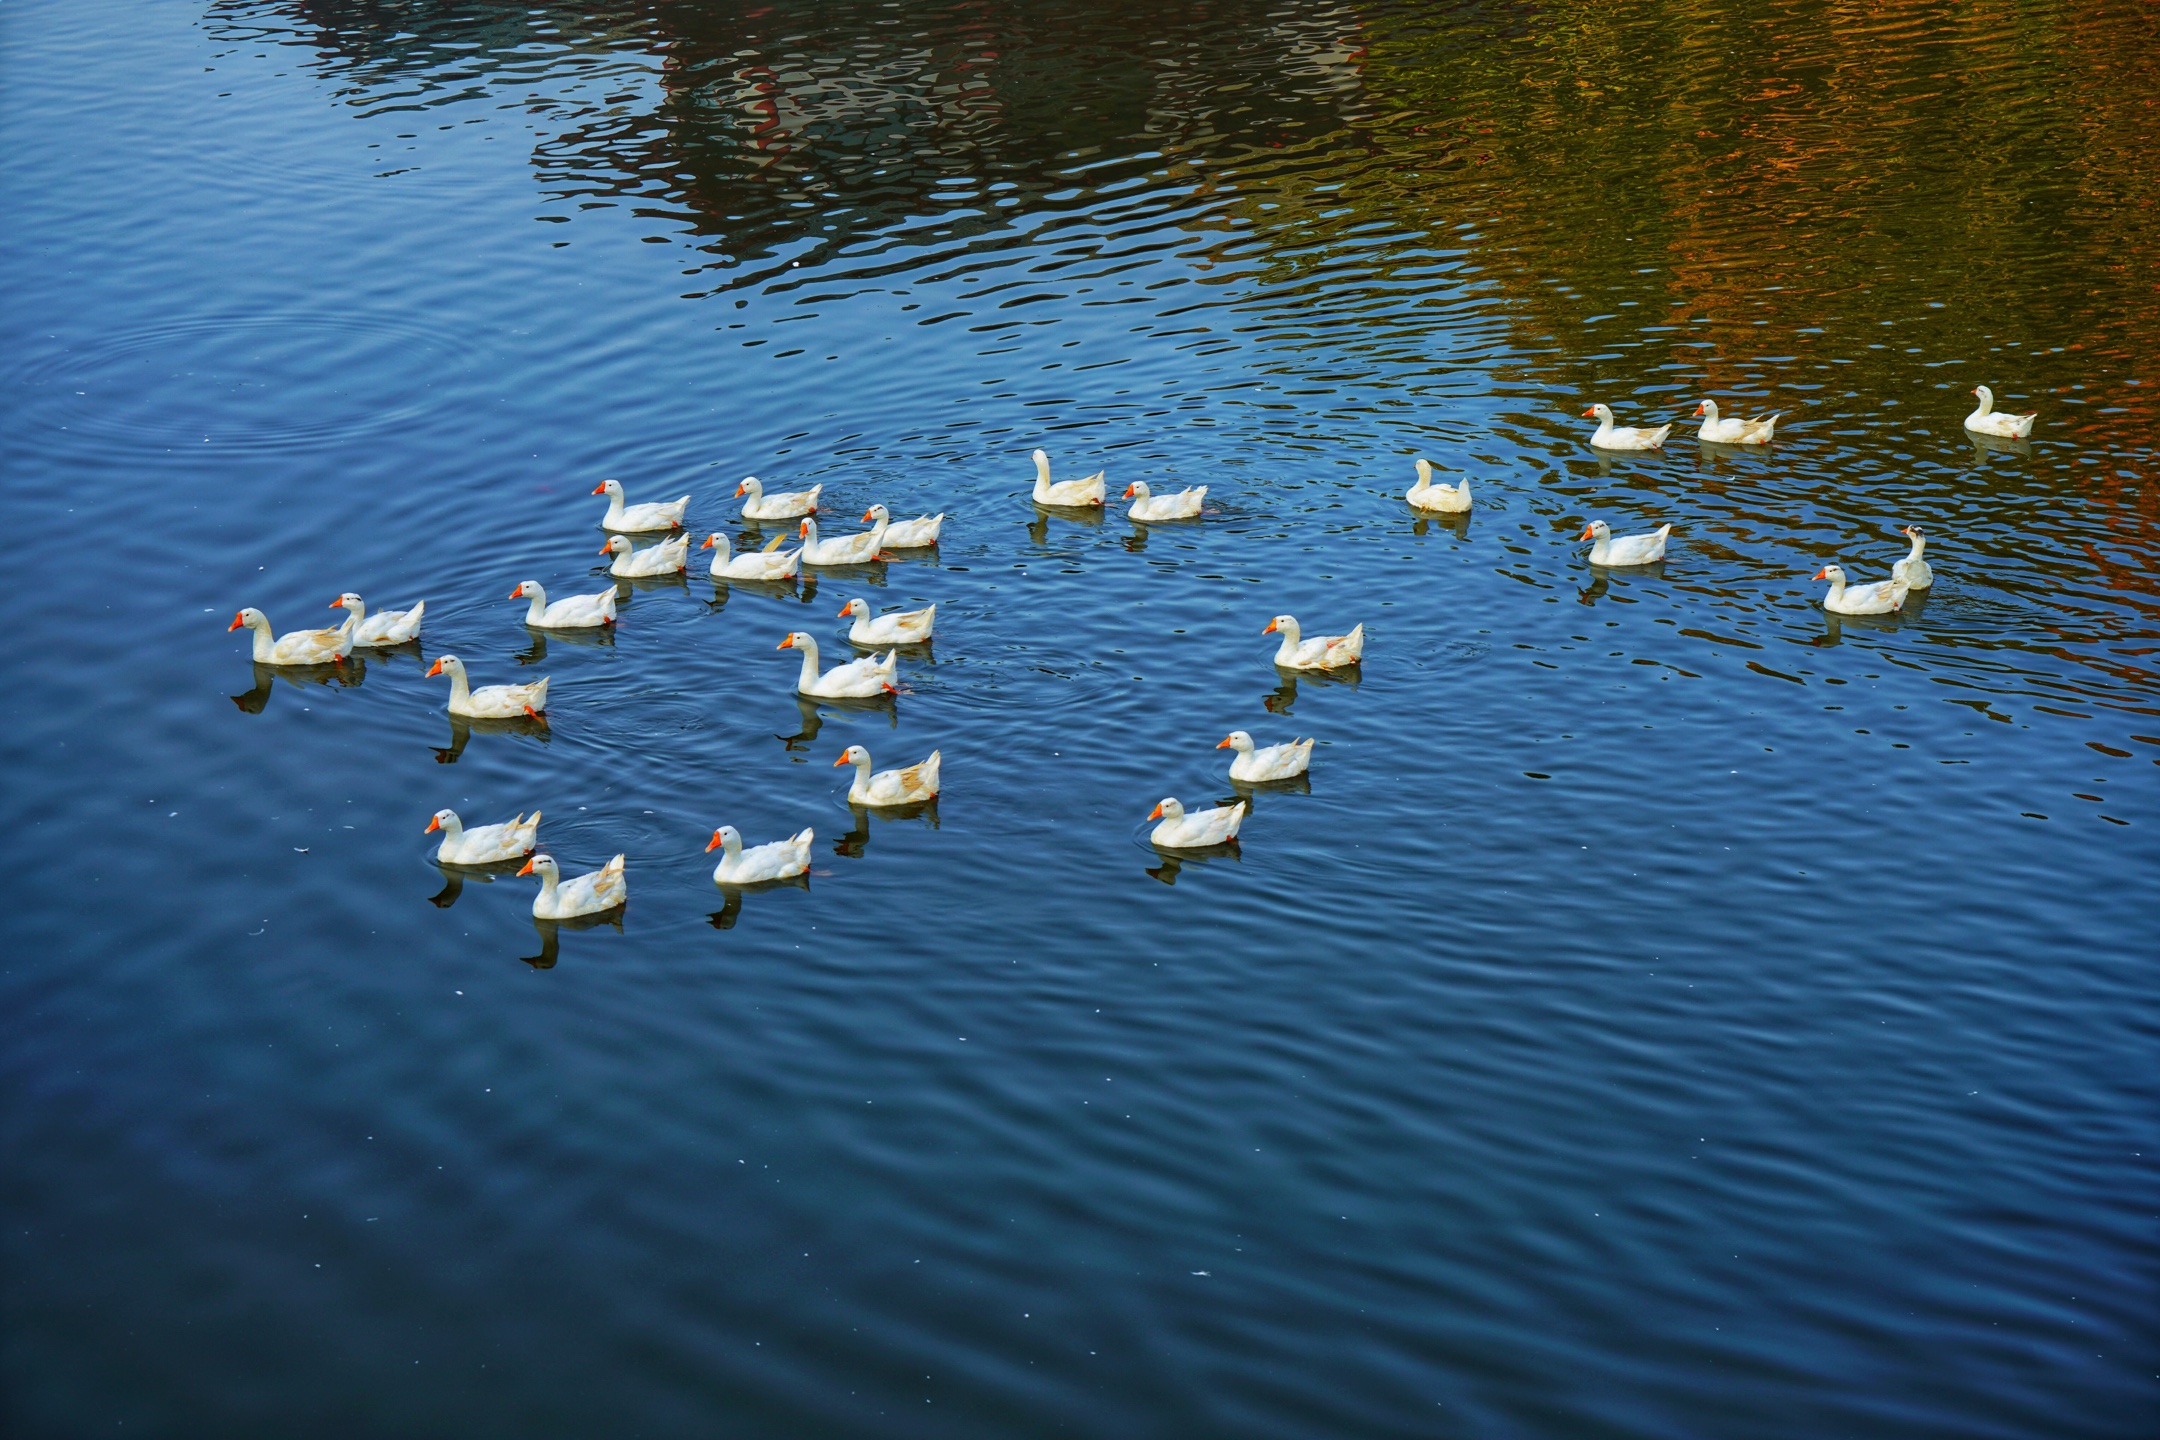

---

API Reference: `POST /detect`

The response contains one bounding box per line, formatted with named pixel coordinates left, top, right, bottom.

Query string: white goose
left=702, top=531, right=801, bottom=581
left=707, top=825, right=813, bottom=884
left=1031, top=448, right=1105, bottom=507
left=1892, top=525, right=1934, bottom=589
left=779, top=631, right=897, bottom=698
left=593, top=478, right=688, bottom=532
left=840, top=597, right=935, bottom=645
left=864, top=503, right=943, bottom=548
left=1405, top=458, right=1471, bottom=513
left=1582, top=519, right=1671, bottom=566
left=332, top=593, right=425, bottom=646
left=1814, top=564, right=1908, bottom=615
left=1694, top=398, right=1780, bottom=444
left=736, top=475, right=822, bottom=520
left=1218, top=730, right=1312, bottom=782
left=228, top=608, right=352, bottom=666
left=798, top=511, right=889, bottom=567
left=836, top=744, right=941, bottom=805
left=1264, top=614, right=1364, bottom=671
left=511, top=579, right=616, bottom=628
left=602, top=533, right=689, bottom=577
left=427, top=808, right=540, bottom=866
left=1583, top=403, right=1672, bottom=450
left=1964, top=385, right=2036, bottom=439
left=1124, top=481, right=1206, bottom=522
left=426, top=654, right=549, bottom=719
left=1149, top=797, right=1246, bottom=848
left=520, top=852, right=626, bottom=918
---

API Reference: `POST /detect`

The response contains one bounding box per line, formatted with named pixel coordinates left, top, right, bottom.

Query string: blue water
left=2, top=1, right=2154, bottom=1434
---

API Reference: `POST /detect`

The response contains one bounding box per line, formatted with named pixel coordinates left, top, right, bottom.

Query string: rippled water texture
left=3, top=1, right=2155, bottom=1434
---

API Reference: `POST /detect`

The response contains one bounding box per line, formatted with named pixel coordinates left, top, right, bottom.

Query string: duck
left=1405, top=458, right=1471, bottom=513
left=1964, top=385, right=2036, bottom=439
left=778, top=630, right=897, bottom=698
left=863, top=504, right=943, bottom=548
left=1695, top=398, right=1780, bottom=444
left=1814, top=564, right=1909, bottom=615
left=1582, top=519, right=1671, bottom=566
left=702, top=531, right=801, bottom=581
left=736, top=475, right=822, bottom=520
left=228, top=607, right=352, bottom=666
left=839, top=597, right=935, bottom=645
left=1891, top=525, right=1934, bottom=589
left=1123, top=480, right=1206, bottom=522
left=1149, top=797, right=1246, bottom=849
left=601, top=533, right=690, bottom=577
left=1583, top=403, right=1672, bottom=450
left=798, top=511, right=889, bottom=566
left=706, top=824, right=813, bottom=884
left=519, top=852, right=626, bottom=918
left=1218, top=730, right=1312, bottom=782
left=331, top=593, right=425, bottom=646
left=835, top=744, right=941, bottom=805
left=1264, top=614, right=1364, bottom=671
left=1031, top=448, right=1105, bottom=507
left=510, top=579, right=616, bottom=628
left=592, top=478, right=688, bottom=532
left=426, top=654, right=549, bottom=718
left=427, top=808, right=540, bottom=866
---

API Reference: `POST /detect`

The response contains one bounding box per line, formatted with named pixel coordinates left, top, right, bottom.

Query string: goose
left=592, top=478, right=688, bottom=532
left=1124, top=481, right=1206, bottom=522
left=736, top=475, right=821, bottom=520
left=1582, top=519, right=1671, bottom=566
left=601, top=533, right=690, bottom=577
left=426, top=654, right=548, bottom=718
left=228, top=607, right=352, bottom=666
left=1218, top=730, right=1312, bottom=783
left=510, top=579, right=616, bottom=628
left=519, top=852, right=626, bottom=918
left=1148, top=797, right=1246, bottom=849
left=839, top=597, right=935, bottom=645
left=1814, top=564, right=1908, bottom=615
left=702, top=531, right=801, bottom=581
left=706, top=824, right=813, bottom=884
left=331, top=593, right=425, bottom=646
left=1892, top=525, right=1934, bottom=589
left=1264, top=614, right=1364, bottom=671
left=1694, top=398, right=1780, bottom=444
left=1583, top=403, right=1672, bottom=450
left=798, top=511, right=889, bottom=566
left=835, top=744, right=941, bottom=805
left=863, top=504, right=943, bottom=548
left=427, top=808, right=540, bottom=866
left=1964, top=385, right=2036, bottom=439
left=1405, top=458, right=1471, bottom=513
left=778, top=631, right=897, bottom=698
left=1031, top=448, right=1105, bottom=507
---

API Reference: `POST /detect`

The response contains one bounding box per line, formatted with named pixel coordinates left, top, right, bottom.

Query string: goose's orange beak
left=228, top=613, right=245, bottom=630
left=1262, top=619, right=1279, bottom=634
left=508, top=585, right=524, bottom=598
left=591, top=482, right=607, bottom=495
left=425, top=816, right=441, bottom=833
left=837, top=603, right=853, bottom=617
left=699, top=535, right=715, bottom=548
left=1216, top=736, right=1233, bottom=749
left=1148, top=802, right=1165, bottom=820
left=832, top=753, right=849, bottom=767
left=861, top=508, right=875, bottom=523
left=1580, top=525, right=1595, bottom=540
left=1812, top=567, right=1829, bottom=580
left=1582, top=407, right=1596, bottom=417
left=735, top=481, right=747, bottom=496
left=1693, top=402, right=1705, bottom=415
left=1122, top=483, right=1135, bottom=497
left=705, top=830, right=725, bottom=852
left=328, top=597, right=341, bottom=608
left=799, top=519, right=810, bottom=535
left=517, top=857, right=536, bottom=876
left=426, top=658, right=446, bottom=677
left=598, top=543, right=613, bottom=555
left=777, top=635, right=795, bottom=649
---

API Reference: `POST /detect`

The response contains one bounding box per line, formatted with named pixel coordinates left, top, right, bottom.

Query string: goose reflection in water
left=707, top=870, right=811, bottom=930
left=1262, top=665, right=1358, bottom=716
left=514, top=623, right=615, bottom=666
left=1409, top=509, right=1473, bottom=542
left=230, top=656, right=367, bottom=713
left=706, top=573, right=808, bottom=614
left=434, top=712, right=551, bottom=765
left=427, top=857, right=527, bottom=909
left=1027, top=502, right=1106, bottom=548
left=522, top=908, right=624, bottom=969
left=1814, top=606, right=1909, bottom=647
left=832, top=796, right=940, bottom=859
left=1967, top=430, right=2034, bottom=461
left=1145, top=841, right=1241, bottom=887
left=1226, top=772, right=1312, bottom=811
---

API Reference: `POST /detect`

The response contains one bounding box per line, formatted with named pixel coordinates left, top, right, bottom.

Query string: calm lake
left=2, top=0, right=2154, bottom=1434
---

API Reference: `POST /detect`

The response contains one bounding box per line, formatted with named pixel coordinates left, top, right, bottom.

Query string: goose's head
left=425, top=654, right=465, bottom=679
left=228, top=607, right=269, bottom=632
left=736, top=476, right=762, bottom=497
left=1149, top=798, right=1186, bottom=821
left=425, top=808, right=459, bottom=834
left=1262, top=614, right=1298, bottom=636
left=1583, top=403, right=1615, bottom=423
left=1972, top=385, right=1993, bottom=404
left=839, top=597, right=870, bottom=620
left=509, top=580, right=541, bottom=600
left=1122, top=481, right=1152, bottom=499
left=1414, top=458, right=1433, bottom=484
left=705, top=826, right=741, bottom=853
left=699, top=532, right=730, bottom=555
left=1580, top=520, right=1612, bottom=541
left=1217, top=731, right=1255, bottom=753
left=1694, top=399, right=1719, bottom=419
left=600, top=535, right=635, bottom=557
left=777, top=631, right=812, bottom=651
left=1901, top=524, right=1926, bottom=541
left=798, top=516, right=819, bottom=538
left=331, top=592, right=364, bottom=613
left=834, top=744, right=872, bottom=769
left=517, top=853, right=558, bottom=880
left=592, top=478, right=624, bottom=500
left=1031, top=448, right=1051, bottom=477
left=862, top=503, right=891, bottom=524
left=1813, top=565, right=1847, bottom=584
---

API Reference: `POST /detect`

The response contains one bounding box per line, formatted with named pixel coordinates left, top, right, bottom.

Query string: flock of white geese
left=228, top=387, right=2015, bottom=922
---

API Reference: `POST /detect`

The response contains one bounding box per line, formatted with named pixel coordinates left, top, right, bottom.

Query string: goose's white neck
left=849, top=754, right=876, bottom=793
left=1032, top=452, right=1053, bottom=500
left=534, top=866, right=560, bottom=904
left=437, top=814, right=466, bottom=843
left=1588, top=533, right=1614, bottom=565
left=243, top=615, right=275, bottom=663
left=1272, top=620, right=1302, bottom=665
left=794, top=636, right=822, bottom=689
left=443, top=662, right=473, bottom=707
left=1411, top=459, right=1433, bottom=493
left=1968, top=387, right=1995, bottom=419
left=1822, top=573, right=1846, bottom=598
left=716, top=834, right=742, bottom=863
left=522, top=585, right=549, bottom=623
left=602, top=488, right=627, bottom=524
left=1904, top=532, right=1926, bottom=560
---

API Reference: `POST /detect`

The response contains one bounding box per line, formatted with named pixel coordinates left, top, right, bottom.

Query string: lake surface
left=2, top=1, right=2154, bottom=1434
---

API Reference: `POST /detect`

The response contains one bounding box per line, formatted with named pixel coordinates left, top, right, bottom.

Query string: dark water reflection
left=3, top=0, right=2156, bottom=1436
